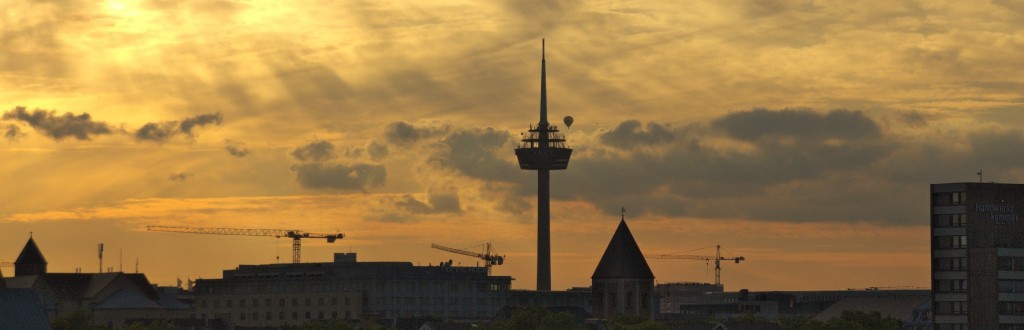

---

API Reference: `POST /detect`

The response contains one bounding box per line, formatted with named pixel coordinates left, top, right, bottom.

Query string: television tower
left=515, top=39, right=573, bottom=291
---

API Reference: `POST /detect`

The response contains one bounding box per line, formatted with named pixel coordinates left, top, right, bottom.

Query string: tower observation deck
left=514, top=40, right=572, bottom=291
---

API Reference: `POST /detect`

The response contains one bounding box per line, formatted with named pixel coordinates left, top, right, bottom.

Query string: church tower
left=592, top=210, right=655, bottom=319
left=14, top=236, right=47, bottom=277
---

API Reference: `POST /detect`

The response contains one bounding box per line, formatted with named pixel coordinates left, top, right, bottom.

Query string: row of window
left=934, top=213, right=968, bottom=227
left=999, top=257, right=1024, bottom=271
left=935, top=301, right=967, bottom=315
left=1001, top=302, right=1024, bottom=315
left=203, top=281, right=508, bottom=295
left=936, top=324, right=968, bottom=330
left=934, top=279, right=967, bottom=293
left=935, top=257, right=968, bottom=271
left=999, top=280, right=1024, bottom=293
left=201, top=296, right=352, bottom=309
left=233, top=310, right=352, bottom=322
left=934, top=235, right=968, bottom=249
left=933, top=192, right=968, bottom=206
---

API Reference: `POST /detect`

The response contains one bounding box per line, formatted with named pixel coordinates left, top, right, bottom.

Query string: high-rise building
left=931, top=182, right=1024, bottom=329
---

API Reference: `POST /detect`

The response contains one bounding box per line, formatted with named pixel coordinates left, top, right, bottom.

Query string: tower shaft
left=537, top=169, right=551, bottom=291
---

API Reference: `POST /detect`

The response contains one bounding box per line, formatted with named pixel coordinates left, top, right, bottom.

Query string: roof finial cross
left=621, top=207, right=626, bottom=221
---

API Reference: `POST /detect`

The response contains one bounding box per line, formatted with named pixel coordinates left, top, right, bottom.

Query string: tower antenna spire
left=540, top=38, right=548, bottom=126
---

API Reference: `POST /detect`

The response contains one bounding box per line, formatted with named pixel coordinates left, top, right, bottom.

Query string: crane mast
left=430, top=242, right=505, bottom=274
left=646, top=245, right=745, bottom=287
left=146, top=225, right=344, bottom=263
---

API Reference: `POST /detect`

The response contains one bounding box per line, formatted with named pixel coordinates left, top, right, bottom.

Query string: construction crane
left=646, top=245, right=745, bottom=287
left=431, top=242, right=504, bottom=274
left=146, top=226, right=344, bottom=264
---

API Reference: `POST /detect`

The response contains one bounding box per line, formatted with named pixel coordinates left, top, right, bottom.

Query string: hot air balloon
left=563, top=116, right=574, bottom=128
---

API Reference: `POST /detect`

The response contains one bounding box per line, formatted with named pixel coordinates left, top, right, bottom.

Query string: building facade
left=194, top=253, right=515, bottom=328
left=932, top=182, right=1024, bottom=329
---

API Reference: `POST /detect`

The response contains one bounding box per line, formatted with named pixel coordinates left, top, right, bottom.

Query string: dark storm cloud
left=168, top=172, right=192, bottom=181
left=291, top=140, right=337, bottom=162
left=135, top=122, right=178, bottom=142
left=2, top=106, right=113, bottom=141
left=178, top=112, right=223, bottom=135
left=384, top=121, right=449, bottom=146
left=135, top=112, right=223, bottom=142
left=453, top=109, right=905, bottom=223
left=224, top=140, right=250, bottom=158
left=394, top=190, right=461, bottom=214
left=290, top=163, right=386, bottom=190
left=432, top=128, right=519, bottom=182
left=712, top=108, right=881, bottom=141
left=898, top=111, right=929, bottom=127
left=4, top=124, right=23, bottom=141
left=366, top=141, right=389, bottom=161
left=599, top=120, right=674, bottom=148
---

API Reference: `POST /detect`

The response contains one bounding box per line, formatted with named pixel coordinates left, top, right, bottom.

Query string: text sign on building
left=976, top=204, right=1019, bottom=224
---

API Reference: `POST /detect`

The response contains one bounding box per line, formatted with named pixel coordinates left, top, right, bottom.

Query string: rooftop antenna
left=978, top=170, right=983, bottom=183
left=119, top=248, right=123, bottom=273
left=98, top=243, right=104, bottom=273
left=135, top=257, right=138, bottom=273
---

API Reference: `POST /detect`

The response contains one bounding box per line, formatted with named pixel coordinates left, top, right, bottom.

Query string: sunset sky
left=2, top=0, right=1022, bottom=291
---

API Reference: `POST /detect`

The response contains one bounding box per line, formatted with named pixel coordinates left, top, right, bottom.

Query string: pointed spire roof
left=592, top=215, right=654, bottom=279
left=15, top=237, right=47, bottom=266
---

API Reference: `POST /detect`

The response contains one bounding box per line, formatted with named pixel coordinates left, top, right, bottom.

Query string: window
left=1000, top=280, right=1024, bottom=293
left=937, top=301, right=967, bottom=315
left=935, top=235, right=968, bottom=249
left=1003, top=302, right=1024, bottom=315
left=306, top=297, right=311, bottom=306
left=240, top=313, right=245, bottom=320
left=936, top=257, right=968, bottom=271
left=952, top=191, right=967, bottom=205
left=319, top=297, right=324, bottom=306
left=279, top=298, right=285, bottom=307
left=935, top=279, right=968, bottom=293
left=332, top=297, right=338, bottom=306
left=292, top=311, right=298, bottom=320
left=305, top=311, right=311, bottom=319
left=954, top=235, right=968, bottom=248
left=227, top=300, right=232, bottom=308
left=319, top=311, right=324, bottom=319
left=952, top=214, right=967, bottom=227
